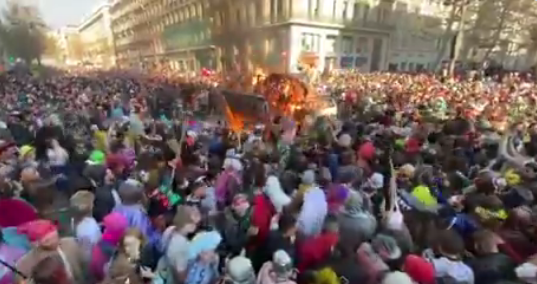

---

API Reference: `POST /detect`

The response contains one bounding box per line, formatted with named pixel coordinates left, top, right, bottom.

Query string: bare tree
left=432, top=0, right=461, bottom=72
left=0, top=2, right=47, bottom=65
left=479, top=0, right=532, bottom=62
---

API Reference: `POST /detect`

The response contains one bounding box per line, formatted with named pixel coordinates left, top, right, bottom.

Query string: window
left=353, top=3, right=361, bottom=19
left=308, top=0, right=320, bottom=17
left=400, top=62, right=407, bottom=70
left=249, top=3, right=255, bottom=25
left=216, top=12, right=222, bottom=26
left=408, top=62, right=415, bottom=71
left=301, top=33, right=320, bottom=52
left=325, top=57, right=337, bottom=69
left=267, top=38, right=275, bottom=53
left=332, top=0, right=337, bottom=18
left=270, top=0, right=276, bottom=20
left=363, top=4, right=370, bottom=21
left=256, top=2, right=263, bottom=24
left=355, top=56, right=367, bottom=67
left=356, top=37, right=368, bottom=54
left=340, top=56, right=353, bottom=68
left=277, top=0, right=284, bottom=17
left=326, top=35, right=336, bottom=53
left=436, top=38, right=442, bottom=49
left=236, top=9, right=241, bottom=25
left=342, top=1, right=348, bottom=19
left=378, top=7, right=388, bottom=23
left=342, top=36, right=353, bottom=54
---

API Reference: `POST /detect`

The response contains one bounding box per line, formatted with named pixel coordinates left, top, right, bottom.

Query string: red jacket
left=297, top=232, right=339, bottom=272
left=251, top=194, right=276, bottom=249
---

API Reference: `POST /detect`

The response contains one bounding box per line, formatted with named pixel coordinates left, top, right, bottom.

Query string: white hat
left=227, top=256, right=255, bottom=284
left=366, top=173, right=384, bottom=190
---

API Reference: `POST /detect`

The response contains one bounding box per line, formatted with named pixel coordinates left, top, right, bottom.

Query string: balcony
left=280, top=12, right=395, bottom=31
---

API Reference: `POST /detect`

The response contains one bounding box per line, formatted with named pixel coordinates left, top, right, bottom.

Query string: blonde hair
left=117, top=228, right=146, bottom=254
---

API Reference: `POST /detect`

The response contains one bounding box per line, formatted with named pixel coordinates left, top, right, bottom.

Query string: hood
left=342, top=190, right=367, bottom=216
left=264, top=175, right=291, bottom=212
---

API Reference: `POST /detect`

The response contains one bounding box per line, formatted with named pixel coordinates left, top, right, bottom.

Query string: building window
left=356, top=37, right=368, bottom=54
left=342, top=1, right=348, bottom=20
left=325, top=56, right=336, bottom=69
left=340, top=56, right=353, bottom=68
left=270, top=0, right=276, bottom=20
left=326, top=35, right=336, bottom=53
left=408, top=62, right=415, bottom=71
left=191, top=5, right=196, bottom=19
left=355, top=56, right=367, bottom=67
left=277, top=0, right=284, bottom=18
left=250, top=3, right=256, bottom=25
left=236, top=9, right=241, bottom=25
left=332, top=0, right=337, bottom=18
left=353, top=3, right=361, bottom=20
left=363, top=4, right=370, bottom=21
left=256, top=2, right=263, bottom=24
left=342, top=36, right=353, bottom=53
left=378, top=8, right=386, bottom=22
left=400, top=61, right=407, bottom=70
left=308, top=0, right=320, bottom=17
left=301, top=33, right=320, bottom=52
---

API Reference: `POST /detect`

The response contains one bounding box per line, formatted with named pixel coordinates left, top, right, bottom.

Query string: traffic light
left=8, top=57, right=14, bottom=63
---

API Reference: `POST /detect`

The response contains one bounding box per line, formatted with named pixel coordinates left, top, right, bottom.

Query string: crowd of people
left=1, top=69, right=537, bottom=284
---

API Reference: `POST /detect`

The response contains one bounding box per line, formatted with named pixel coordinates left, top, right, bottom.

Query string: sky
left=0, top=0, right=100, bottom=28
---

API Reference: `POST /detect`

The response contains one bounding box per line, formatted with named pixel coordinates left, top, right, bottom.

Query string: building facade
left=109, top=0, right=401, bottom=73
left=387, top=0, right=449, bottom=72
left=52, top=26, right=81, bottom=66
left=210, top=0, right=396, bottom=73
left=78, top=3, right=116, bottom=68
left=110, top=0, right=214, bottom=71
